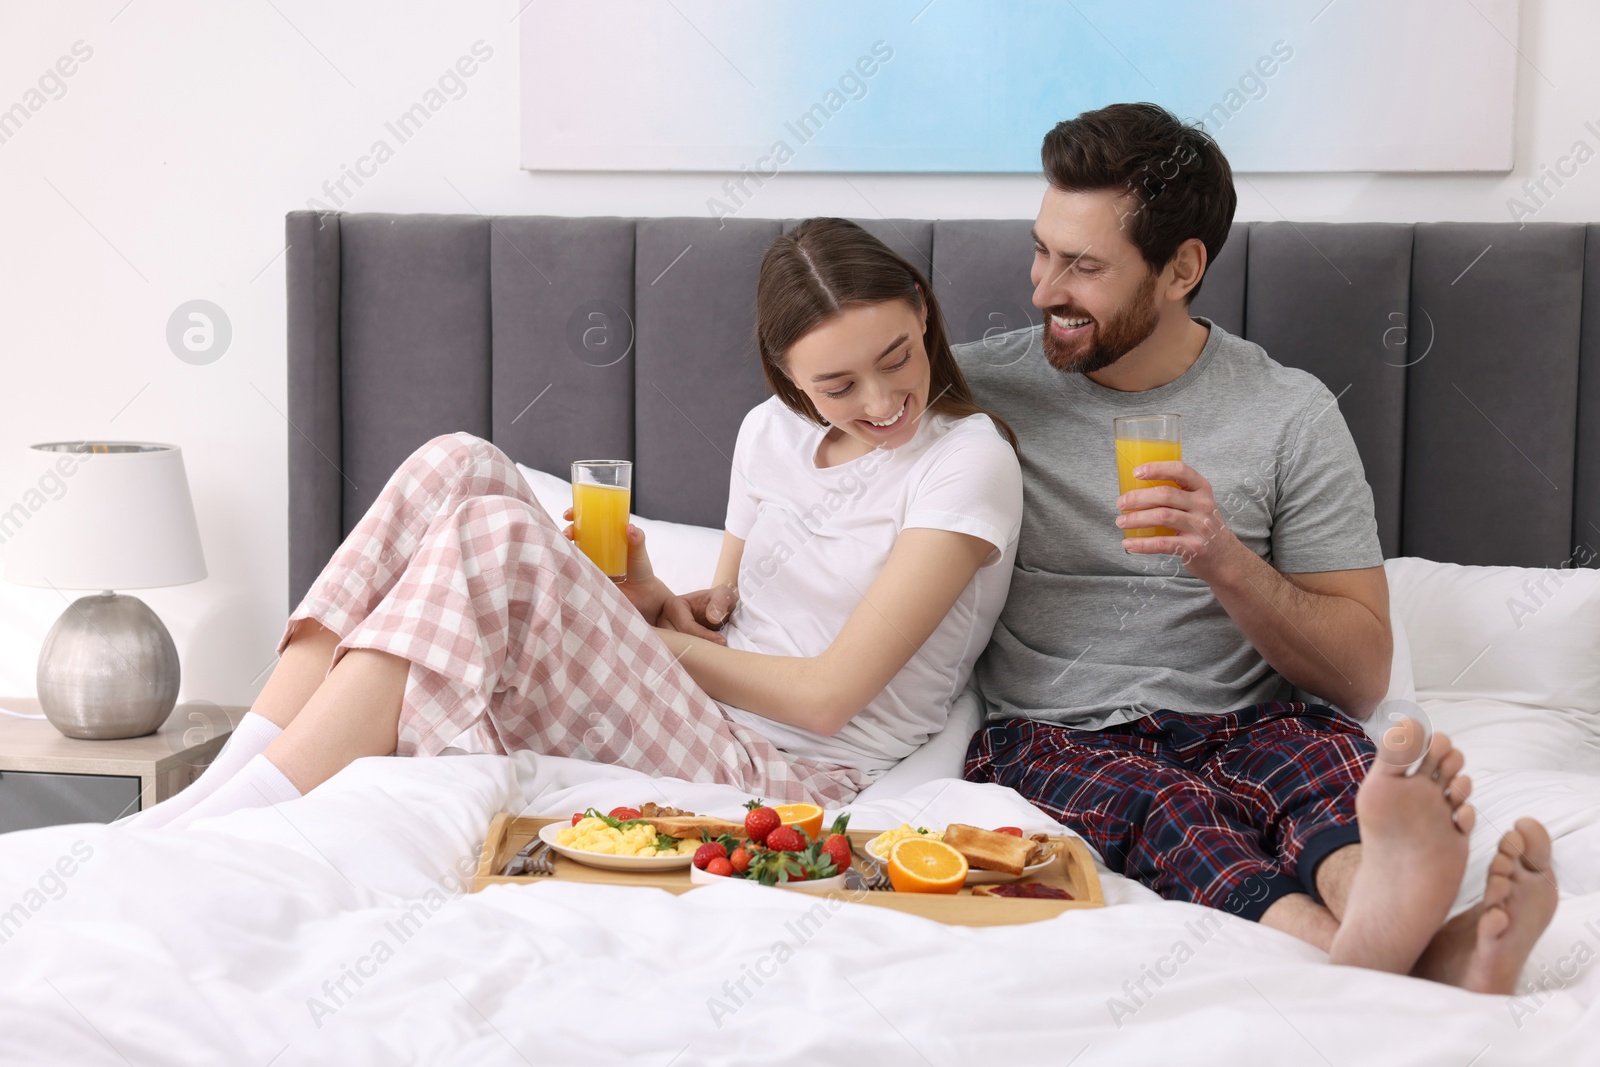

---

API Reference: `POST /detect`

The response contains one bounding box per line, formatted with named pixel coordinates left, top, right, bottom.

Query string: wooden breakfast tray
left=471, top=814, right=1104, bottom=927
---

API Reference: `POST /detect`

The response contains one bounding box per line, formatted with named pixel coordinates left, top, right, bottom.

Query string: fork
left=851, top=846, right=892, bottom=891
left=502, top=838, right=554, bottom=877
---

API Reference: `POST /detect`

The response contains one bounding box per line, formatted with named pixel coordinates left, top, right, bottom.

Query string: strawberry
left=571, top=813, right=584, bottom=826
left=994, top=826, right=1024, bottom=837
left=693, top=841, right=728, bottom=870
left=820, top=812, right=852, bottom=872
left=705, top=856, right=734, bottom=877
left=743, top=799, right=781, bottom=845
left=729, top=846, right=752, bottom=874
left=745, top=845, right=821, bottom=886
left=764, top=825, right=804, bottom=854
left=608, top=806, right=642, bottom=822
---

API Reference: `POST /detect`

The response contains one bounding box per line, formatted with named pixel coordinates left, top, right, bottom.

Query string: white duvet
left=1, top=748, right=1597, bottom=1067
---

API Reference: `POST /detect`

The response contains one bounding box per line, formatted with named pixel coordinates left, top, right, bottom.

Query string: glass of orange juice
left=571, top=460, right=632, bottom=581
left=1113, top=414, right=1182, bottom=538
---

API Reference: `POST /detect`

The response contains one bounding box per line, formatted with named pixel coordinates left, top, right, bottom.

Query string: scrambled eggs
left=556, top=816, right=699, bottom=857
left=867, top=824, right=943, bottom=859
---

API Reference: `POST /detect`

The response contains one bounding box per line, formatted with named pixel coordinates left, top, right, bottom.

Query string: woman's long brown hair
left=754, top=218, right=1019, bottom=454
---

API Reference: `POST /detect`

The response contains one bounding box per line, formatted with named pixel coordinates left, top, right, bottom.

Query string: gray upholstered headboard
left=285, top=212, right=1600, bottom=607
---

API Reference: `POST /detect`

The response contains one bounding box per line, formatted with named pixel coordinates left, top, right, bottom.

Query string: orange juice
left=573, top=482, right=630, bottom=578
left=1115, top=438, right=1183, bottom=538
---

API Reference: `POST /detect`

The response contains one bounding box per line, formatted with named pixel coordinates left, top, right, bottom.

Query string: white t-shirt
left=718, top=396, right=1023, bottom=776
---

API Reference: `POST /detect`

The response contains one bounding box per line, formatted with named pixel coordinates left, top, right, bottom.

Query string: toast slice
left=942, top=823, right=1036, bottom=876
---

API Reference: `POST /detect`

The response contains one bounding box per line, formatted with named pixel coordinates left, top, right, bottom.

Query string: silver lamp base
left=36, top=593, right=181, bottom=740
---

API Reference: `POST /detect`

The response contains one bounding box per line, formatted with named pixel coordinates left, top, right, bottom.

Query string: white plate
left=689, top=864, right=848, bottom=893
left=961, top=853, right=1056, bottom=885
left=538, top=821, right=694, bottom=872
left=864, top=831, right=1058, bottom=886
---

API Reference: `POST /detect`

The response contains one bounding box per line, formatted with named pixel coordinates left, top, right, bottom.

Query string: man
left=955, top=102, right=1555, bottom=992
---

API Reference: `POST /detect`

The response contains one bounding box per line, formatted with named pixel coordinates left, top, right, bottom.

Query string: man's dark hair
left=1041, top=102, right=1236, bottom=303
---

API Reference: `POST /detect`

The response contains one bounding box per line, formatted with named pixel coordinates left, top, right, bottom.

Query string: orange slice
left=772, top=802, right=824, bottom=842
left=887, top=838, right=968, bottom=895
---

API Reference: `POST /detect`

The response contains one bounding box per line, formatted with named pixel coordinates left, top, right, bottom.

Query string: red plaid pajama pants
left=281, top=433, right=869, bottom=805
left=966, top=703, right=1372, bottom=920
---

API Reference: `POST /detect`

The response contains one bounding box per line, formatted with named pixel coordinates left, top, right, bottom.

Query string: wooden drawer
left=0, top=769, right=142, bottom=831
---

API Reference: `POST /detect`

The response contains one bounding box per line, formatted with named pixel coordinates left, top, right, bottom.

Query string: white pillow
left=856, top=682, right=986, bottom=802
left=1381, top=576, right=1418, bottom=705
left=1384, top=555, right=1600, bottom=775
left=514, top=464, right=724, bottom=594
left=1385, top=555, right=1600, bottom=714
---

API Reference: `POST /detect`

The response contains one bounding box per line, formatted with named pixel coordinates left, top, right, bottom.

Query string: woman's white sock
left=166, top=754, right=303, bottom=831
left=117, top=712, right=284, bottom=830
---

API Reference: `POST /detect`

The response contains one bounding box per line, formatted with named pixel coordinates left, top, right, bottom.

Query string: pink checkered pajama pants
left=282, top=433, right=869, bottom=805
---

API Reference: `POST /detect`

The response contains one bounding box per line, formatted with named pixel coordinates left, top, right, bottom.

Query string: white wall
left=1, top=0, right=1597, bottom=707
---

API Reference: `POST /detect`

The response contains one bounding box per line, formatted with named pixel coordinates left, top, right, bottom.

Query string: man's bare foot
left=1471, top=821, right=1560, bottom=993
left=1412, top=904, right=1483, bottom=987
left=1412, top=820, right=1559, bottom=993
left=1327, top=721, right=1474, bottom=975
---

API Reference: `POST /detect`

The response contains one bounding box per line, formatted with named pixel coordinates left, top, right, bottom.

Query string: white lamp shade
left=2, top=442, right=207, bottom=591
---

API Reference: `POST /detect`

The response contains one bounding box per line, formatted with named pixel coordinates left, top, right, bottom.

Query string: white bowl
left=689, top=864, right=848, bottom=893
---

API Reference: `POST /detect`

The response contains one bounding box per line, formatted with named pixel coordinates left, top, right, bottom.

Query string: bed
left=1, top=214, right=1597, bottom=1064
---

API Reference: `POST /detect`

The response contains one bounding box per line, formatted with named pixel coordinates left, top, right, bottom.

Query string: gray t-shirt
left=954, top=319, right=1383, bottom=730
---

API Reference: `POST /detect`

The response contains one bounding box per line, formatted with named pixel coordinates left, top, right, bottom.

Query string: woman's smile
left=857, top=395, right=912, bottom=436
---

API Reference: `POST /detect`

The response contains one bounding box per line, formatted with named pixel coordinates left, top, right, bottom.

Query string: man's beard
left=1041, top=270, right=1160, bottom=374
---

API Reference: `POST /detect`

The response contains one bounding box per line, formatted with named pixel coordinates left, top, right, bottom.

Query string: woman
left=126, top=219, right=1024, bottom=830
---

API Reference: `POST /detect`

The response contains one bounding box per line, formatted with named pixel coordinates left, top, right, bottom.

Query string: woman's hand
left=564, top=509, right=673, bottom=625
left=660, top=583, right=739, bottom=645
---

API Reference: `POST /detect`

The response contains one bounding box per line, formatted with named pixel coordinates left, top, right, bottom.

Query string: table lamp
left=2, top=442, right=207, bottom=739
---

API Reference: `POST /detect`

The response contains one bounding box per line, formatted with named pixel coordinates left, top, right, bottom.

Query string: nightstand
left=0, top=698, right=246, bottom=831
